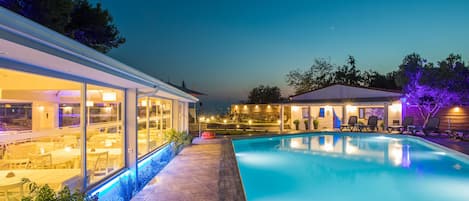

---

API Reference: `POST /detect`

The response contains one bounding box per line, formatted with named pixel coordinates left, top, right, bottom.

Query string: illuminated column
left=384, top=102, right=389, bottom=131
left=280, top=104, right=284, bottom=133
left=307, top=106, right=312, bottom=130
left=342, top=104, right=346, bottom=123
left=125, top=88, right=138, bottom=190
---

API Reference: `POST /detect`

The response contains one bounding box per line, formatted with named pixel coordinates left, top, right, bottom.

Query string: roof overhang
left=290, top=84, right=402, bottom=103
left=0, top=7, right=198, bottom=103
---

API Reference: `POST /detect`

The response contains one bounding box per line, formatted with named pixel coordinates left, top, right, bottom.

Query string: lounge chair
left=387, top=116, right=414, bottom=134
left=359, top=116, right=378, bottom=132
left=340, top=116, right=358, bottom=132
left=413, top=117, right=440, bottom=136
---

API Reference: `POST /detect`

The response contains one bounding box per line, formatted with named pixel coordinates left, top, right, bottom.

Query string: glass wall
left=0, top=68, right=84, bottom=191
left=137, top=97, right=172, bottom=158
left=86, top=84, right=125, bottom=184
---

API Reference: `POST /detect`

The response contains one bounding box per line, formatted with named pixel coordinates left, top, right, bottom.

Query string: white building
left=0, top=7, right=197, bottom=199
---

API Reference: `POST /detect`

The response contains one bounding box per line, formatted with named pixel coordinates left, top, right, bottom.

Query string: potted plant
left=293, top=120, right=300, bottom=130
left=313, top=118, right=319, bottom=130
left=379, top=122, right=385, bottom=131
left=304, top=120, right=309, bottom=130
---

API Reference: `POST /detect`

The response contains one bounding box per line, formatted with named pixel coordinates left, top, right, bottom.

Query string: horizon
left=93, top=0, right=469, bottom=113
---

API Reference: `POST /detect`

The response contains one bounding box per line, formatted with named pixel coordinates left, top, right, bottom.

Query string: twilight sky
left=94, top=0, right=469, bottom=113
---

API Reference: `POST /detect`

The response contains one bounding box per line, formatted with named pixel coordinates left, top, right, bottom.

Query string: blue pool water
left=232, top=133, right=469, bottom=201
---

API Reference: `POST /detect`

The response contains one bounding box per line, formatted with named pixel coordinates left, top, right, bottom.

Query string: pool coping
left=218, top=138, right=247, bottom=201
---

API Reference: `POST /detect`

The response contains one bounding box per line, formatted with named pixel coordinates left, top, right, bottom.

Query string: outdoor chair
left=413, top=117, right=440, bottom=136
left=387, top=116, right=414, bottom=134
left=340, top=116, right=358, bottom=132
left=359, top=116, right=378, bottom=132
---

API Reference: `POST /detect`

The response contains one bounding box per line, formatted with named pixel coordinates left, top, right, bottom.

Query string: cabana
left=283, top=84, right=403, bottom=132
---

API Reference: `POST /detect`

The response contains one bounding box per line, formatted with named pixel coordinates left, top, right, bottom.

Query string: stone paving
left=131, top=138, right=245, bottom=201
left=422, top=136, right=469, bottom=155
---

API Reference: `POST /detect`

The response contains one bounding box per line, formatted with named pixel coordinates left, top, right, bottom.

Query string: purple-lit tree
left=398, top=53, right=469, bottom=126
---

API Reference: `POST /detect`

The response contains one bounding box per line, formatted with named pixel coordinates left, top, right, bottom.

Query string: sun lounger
left=340, top=116, right=358, bottom=132
left=359, top=116, right=378, bottom=132
left=412, top=117, right=440, bottom=136
left=387, top=116, right=414, bottom=134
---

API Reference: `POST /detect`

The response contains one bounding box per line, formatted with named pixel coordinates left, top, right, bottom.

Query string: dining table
left=0, top=169, right=81, bottom=191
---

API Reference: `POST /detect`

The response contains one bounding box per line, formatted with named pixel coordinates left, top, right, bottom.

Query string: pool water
left=232, top=133, right=469, bottom=201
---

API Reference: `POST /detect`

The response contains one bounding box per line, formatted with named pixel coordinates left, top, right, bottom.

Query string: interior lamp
left=102, top=92, right=117, bottom=101
left=86, top=101, right=94, bottom=107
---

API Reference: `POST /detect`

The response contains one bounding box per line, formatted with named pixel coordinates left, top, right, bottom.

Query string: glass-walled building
left=0, top=7, right=197, bottom=199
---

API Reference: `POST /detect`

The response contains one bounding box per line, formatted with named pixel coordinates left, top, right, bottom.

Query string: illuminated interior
left=0, top=68, right=84, bottom=190
left=137, top=97, right=172, bottom=157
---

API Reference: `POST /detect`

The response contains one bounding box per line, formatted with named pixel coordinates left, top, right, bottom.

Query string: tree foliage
left=286, top=56, right=399, bottom=94
left=399, top=53, right=469, bottom=126
left=286, top=58, right=334, bottom=94
left=0, top=0, right=125, bottom=53
left=247, top=85, right=282, bottom=104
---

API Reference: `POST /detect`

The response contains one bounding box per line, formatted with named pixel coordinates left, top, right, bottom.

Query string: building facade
left=0, top=7, right=197, bottom=200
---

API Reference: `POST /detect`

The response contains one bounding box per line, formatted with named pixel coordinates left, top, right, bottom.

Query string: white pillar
left=384, top=102, right=389, bottom=131
left=125, top=88, right=138, bottom=189
left=280, top=104, right=284, bottom=133
left=307, top=106, right=312, bottom=130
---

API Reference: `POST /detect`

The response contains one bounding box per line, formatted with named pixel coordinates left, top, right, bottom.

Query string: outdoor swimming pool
left=232, top=133, right=469, bottom=201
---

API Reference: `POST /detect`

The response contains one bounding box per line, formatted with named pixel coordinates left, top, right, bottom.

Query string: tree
left=286, top=58, right=334, bottom=94
left=0, top=0, right=125, bottom=53
left=399, top=53, right=469, bottom=126
left=362, top=70, right=399, bottom=89
left=334, top=55, right=363, bottom=86
left=247, top=85, right=282, bottom=104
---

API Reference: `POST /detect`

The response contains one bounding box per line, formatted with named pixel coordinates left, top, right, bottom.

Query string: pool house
left=0, top=7, right=197, bottom=200
left=285, top=84, right=403, bottom=131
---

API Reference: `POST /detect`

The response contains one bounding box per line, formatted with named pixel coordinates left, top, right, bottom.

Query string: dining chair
left=87, top=151, right=109, bottom=182
left=0, top=179, right=26, bottom=201
left=29, top=153, right=52, bottom=169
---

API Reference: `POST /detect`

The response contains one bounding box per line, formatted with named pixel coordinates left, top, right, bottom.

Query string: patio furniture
left=358, top=116, right=378, bottom=132
left=0, top=178, right=26, bottom=201
left=340, top=116, right=358, bottom=132
left=412, top=117, right=440, bottom=136
left=0, top=169, right=80, bottom=191
left=387, top=116, right=414, bottom=134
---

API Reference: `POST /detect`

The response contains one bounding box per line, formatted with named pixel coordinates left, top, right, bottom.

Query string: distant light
left=141, top=99, right=147, bottom=107
left=277, top=120, right=281, bottom=125
left=243, top=105, right=248, bottom=110
left=255, top=105, right=259, bottom=109
left=223, top=119, right=227, bottom=124
left=248, top=120, right=252, bottom=125
left=267, top=105, right=271, bottom=109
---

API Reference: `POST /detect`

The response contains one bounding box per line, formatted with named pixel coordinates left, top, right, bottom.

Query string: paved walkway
left=131, top=138, right=245, bottom=201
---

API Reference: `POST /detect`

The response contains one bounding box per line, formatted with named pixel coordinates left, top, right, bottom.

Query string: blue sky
left=94, top=0, right=469, bottom=113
